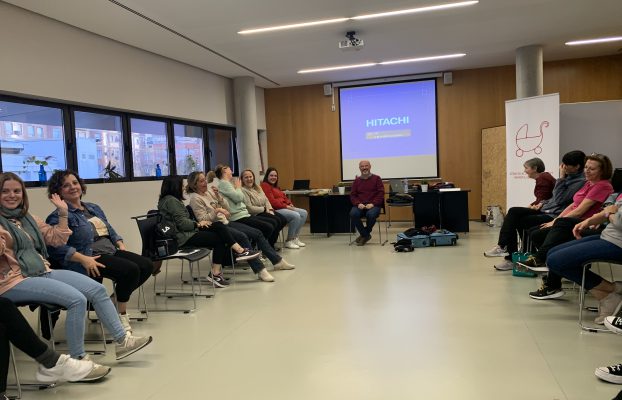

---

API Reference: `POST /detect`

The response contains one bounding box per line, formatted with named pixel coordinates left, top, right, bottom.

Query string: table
left=412, top=190, right=470, bottom=232
left=309, top=194, right=354, bottom=237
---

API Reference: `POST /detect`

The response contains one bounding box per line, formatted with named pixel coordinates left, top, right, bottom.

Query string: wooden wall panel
left=482, top=126, right=507, bottom=216
left=265, top=54, right=622, bottom=220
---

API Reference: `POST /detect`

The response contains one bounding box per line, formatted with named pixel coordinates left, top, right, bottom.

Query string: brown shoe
left=354, top=235, right=364, bottom=244
left=357, top=236, right=372, bottom=246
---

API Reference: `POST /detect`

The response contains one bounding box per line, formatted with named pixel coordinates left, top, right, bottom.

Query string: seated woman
left=185, top=172, right=277, bottom=282
left=215, top=165, right=277, bottom=248
left=240, top=169, right=287, bottom=249
left=545, top=193, right=622, bottom=324
left=484, top=151, right=585, bottom=270
left=0, top=297, right=109, bottom=392
left=45, top=170, right=154, bottom=333
left=0, top=173, right=151, bottom=363
left=158, top=176, right=240, bottom=287
left=519, top=153, right=614, bottom=299
left=261, top=167, right=308, bottom=249
left=187, top=171, right=293, bottom=276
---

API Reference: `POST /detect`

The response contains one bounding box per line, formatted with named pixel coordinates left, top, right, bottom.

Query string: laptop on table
left=292, top=179, right=310, bottom=190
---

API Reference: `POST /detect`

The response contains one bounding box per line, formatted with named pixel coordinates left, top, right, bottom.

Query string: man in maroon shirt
left=349, top=160, right=385, bottom=246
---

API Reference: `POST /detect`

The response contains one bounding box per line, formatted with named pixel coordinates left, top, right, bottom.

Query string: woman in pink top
left=261, top=167, right=308, bottom=249
left=518, top=154, right=615, bottom=298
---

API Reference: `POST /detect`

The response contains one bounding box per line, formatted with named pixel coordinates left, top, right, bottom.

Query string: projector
left=339, top=31, right=364, bottom=51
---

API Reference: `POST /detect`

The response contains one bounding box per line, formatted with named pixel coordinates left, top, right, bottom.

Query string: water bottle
left=155, top=164, right=162, bottom=177
left=402, top=179, right=409, bottom=193
left=38, top=164, right=47, bottom=185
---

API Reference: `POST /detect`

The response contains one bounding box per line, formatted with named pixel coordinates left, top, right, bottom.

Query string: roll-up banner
left=505, top=93, right=560, bottom=210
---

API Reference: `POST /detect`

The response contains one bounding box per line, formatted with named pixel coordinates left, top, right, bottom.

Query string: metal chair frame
left=349, top=205, right=388, bottom=246
left=132, top=211, right=214, bottom=314
left=579, top=260, right=619, bottom=333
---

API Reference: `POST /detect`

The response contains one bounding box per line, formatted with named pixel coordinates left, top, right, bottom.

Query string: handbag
left=154, top=220, right=178, bottom=257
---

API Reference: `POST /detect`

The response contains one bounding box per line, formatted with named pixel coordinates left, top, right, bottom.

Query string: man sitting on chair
left=350, top=160, right=385, bottom=246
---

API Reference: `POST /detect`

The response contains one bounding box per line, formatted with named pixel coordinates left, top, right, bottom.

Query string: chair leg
left=579, top=262, right=610, bottom=333
left=7, top=345, right=57, bottom=398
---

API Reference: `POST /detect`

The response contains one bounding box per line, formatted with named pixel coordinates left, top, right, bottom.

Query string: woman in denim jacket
left=45, top=170, right=154, bottom=333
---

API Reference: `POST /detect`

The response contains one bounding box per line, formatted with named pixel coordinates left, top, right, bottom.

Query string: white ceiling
left=5, top=0, right=622, bottom=88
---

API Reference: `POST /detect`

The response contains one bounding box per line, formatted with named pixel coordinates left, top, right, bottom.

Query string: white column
left=515, top=45, right=543, bottom=99
left=233, top=76, right=261, bottom=174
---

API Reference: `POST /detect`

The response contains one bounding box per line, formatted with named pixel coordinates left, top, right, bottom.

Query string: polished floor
left=9, top=222, right=622, bottom=400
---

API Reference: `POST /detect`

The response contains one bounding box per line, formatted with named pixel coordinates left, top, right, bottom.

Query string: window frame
left=0, top=93, right=238, bottom=186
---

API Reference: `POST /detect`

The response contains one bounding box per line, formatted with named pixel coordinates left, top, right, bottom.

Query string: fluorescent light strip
left=352, top=1, right=479, bottom=20
left=565, top=36, right=622, bottom=46
left=238, top=18, right=348, bottom=35
left=380, top=53, right=466, bottom=65
left=298, top=53, right=466, bottom=73
left=299, top=63, right=378, bottom=74
left=239, top=1, right=478, bottom=35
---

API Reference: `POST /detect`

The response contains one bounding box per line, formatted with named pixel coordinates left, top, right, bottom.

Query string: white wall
left=0, top=2, right=234, bottom=125
left=0, top=3, right=270, bottom=250
left=28, top=181, right=162, bottom=255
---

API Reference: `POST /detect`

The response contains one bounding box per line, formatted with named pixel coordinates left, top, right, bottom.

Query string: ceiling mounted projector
left=339, top=31, right=364, bottom=51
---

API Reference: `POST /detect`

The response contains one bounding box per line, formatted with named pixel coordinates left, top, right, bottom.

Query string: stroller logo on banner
left=515, top=121, right=548, bottom=157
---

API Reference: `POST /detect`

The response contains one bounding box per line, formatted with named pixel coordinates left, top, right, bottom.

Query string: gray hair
left=523, top=158, right=545, bottom=173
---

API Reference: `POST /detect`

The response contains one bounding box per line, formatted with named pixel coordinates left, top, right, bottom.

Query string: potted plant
left=103, top=161, right=122, bottom=181
left=420, top=180, right=429, bottom=192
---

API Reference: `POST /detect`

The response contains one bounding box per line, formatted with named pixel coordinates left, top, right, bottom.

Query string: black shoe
left=517, top=255, right=548, bottom=272
left=208, top=272, right=229, bottom=288
left=234, top=248, right=261, bottom=262
left=596, top=363, right=622, bottom=384
left=529, top=278, right=564, bottom=300
left=357, top=236, right=372, bottom=246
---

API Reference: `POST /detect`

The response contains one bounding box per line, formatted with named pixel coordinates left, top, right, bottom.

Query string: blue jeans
left=547, top=235, right=622, bottom=290
left=276, top=208, right=308, bottom=240
left=349, top=206, right=381, bottom=238
left=1, top=270, right=126, bottom=358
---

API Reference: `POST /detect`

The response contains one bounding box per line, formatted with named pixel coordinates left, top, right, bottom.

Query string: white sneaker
left=273, top=259, right=295, bottom=270
left=284, top=240, right=300, bottom=249
left=36, top=354, right=110, bottom=383
left=293, top=237, right=306, bottom=247
left=484, top=245, right=508, bottom=257
left=493, top=260, right=514, bottom=271
left=258, top=268, right=275, bottom=282
left=115, top=332, right=153, bottom=360
left=119, top=313, right=132, bottom=333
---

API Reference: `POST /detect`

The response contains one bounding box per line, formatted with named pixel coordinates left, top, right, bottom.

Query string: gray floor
left=9, top=222, right=622, bottom=400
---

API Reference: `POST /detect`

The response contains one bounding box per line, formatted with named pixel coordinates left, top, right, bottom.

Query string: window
left=208, top=127, right=237, bottom=173
left=0, top=100, right=67, bottom=182
left=130, top=118, right=169, bottom=177
left=174, top=123, right=204, bottom=175
left=74, top=111, right=125, bottom=179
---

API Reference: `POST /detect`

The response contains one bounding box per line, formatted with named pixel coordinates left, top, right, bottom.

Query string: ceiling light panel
left=352, top=1, right=479, bottom=20
left=238, top=1, right=479, bottom=35
left=298, top=63, right=378, bottom=74
left=299, top=53, right=466, bottom=73
left=565, top=36, right=622, bottom=46
left=238, top=18, right=348, bottom=35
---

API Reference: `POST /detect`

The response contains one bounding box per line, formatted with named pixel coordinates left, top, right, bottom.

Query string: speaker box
left=443, top=72, right=453, bottom=86
left=323, top=84, right=333, bottom=96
